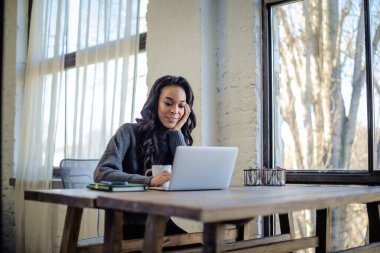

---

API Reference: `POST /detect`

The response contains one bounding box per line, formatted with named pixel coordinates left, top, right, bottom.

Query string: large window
left=52, top=0, right=149, bottom=166
left=263, top=0, right=380, bottom=181
left=263, top=0, right=379, bottom=251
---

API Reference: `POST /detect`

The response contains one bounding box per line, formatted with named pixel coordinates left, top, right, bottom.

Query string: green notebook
left=87, top=182, right=147, bottom=192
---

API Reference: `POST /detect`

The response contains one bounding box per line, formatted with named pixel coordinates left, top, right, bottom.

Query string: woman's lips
left=166, top=116, right=178, bottom=123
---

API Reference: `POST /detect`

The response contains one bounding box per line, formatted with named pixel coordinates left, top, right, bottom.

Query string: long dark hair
left=136, top=75, right=196, bottom=170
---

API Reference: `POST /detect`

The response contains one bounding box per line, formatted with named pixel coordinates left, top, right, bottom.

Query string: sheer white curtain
left=62, top=0, right=141, bottom=160
left=15, top=0, right=141, bottom=252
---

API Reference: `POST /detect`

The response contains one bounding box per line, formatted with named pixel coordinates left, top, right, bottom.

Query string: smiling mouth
left=167, top=117, right=178, bottom=122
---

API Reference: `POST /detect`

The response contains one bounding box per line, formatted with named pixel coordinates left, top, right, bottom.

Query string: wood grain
left=96, top=186, right=380, bottom=222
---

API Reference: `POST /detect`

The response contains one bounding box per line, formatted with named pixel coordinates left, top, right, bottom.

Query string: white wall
left=2, top=0, right=263, bottom=250
left=2, top=0, right=27, bottom=251
left=146, top=0, right=262, bottom=234
left=146, top=0, right=261, bottom=187
left=146, top=0, right=203, bottom=145
left=214, top=0, right=261, bottom=186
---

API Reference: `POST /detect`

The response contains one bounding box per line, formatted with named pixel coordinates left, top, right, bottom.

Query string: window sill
left=9, top=167, right=64, bottom=189
left=286, top=170, right=380, bottom=185
left=9, top=177, right=64, bottom=189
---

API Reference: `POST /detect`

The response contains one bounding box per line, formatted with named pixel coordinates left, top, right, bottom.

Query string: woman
left=94, top=75, right=196, bottom=239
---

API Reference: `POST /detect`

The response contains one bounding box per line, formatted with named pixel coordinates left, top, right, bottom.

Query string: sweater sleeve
left=168, top=130, right=187, bottom=154
left=93, top=124, right=152, bottom=185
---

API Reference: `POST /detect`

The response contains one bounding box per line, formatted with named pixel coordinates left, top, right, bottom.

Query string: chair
left=59, top=158, right=103, bottom=245
left=60, top=158, right=99, bottom=189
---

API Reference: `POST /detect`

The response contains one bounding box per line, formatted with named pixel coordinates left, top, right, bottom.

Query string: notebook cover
left=87, top=182, right=147, bottom=192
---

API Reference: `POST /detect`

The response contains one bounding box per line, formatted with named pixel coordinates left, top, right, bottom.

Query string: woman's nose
left=170, top=106, right=179, bottom=114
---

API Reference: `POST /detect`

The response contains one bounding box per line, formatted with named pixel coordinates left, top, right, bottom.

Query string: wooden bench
left=76, top=228, right=238, bottom=253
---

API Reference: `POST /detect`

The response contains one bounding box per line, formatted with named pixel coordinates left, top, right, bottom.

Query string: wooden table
left=25, top=185, right=380, bottom=253
left=24, top=188, right=229, bottom=253
left=96, top=185, right=380, bottom=253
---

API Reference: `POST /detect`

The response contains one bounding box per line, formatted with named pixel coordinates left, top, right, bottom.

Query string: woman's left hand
left=149, top=171, right=172, bottom=187
left=171, top=103, right=191, bottom=131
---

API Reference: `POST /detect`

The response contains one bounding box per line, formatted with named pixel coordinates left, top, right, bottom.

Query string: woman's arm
left=93, top=124, right=151, bottom=185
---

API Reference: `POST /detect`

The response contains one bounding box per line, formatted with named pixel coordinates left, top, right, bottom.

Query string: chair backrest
left=60, top=159, right=99, bottom=189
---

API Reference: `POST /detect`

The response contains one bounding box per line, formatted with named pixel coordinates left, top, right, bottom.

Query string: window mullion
left=364, top=0, right=375, bottom=173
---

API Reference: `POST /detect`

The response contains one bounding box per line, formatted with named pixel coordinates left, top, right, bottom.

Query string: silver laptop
left=149, top=146, right=238, bottom=191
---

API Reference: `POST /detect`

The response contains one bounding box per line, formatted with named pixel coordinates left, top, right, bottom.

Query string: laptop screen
left=165, top=146, right=238, bottom=191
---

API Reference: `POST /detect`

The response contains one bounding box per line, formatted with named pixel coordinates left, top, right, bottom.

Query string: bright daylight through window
left=53, top=0, right=148, bottom=166
left=267, top=0, right=380, bottom=251
left=272, top=0, right=379, bottom=172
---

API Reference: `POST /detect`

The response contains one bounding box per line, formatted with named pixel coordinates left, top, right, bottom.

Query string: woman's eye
left=164, top=102, right=172, bottom=106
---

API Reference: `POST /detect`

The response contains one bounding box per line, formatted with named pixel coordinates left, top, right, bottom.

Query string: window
left=263, top=0, right=379, bottom=251
left=263, top=0, right=380, bottom=181
left=51, top=0, right=149, bottom=166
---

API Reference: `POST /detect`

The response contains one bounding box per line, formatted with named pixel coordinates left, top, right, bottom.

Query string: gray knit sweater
left=94, top=123, right=187, bottom=184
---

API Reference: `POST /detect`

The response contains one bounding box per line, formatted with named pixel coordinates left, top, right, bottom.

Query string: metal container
left=244, top=168, right=263, bottom=186
left=262, top=167, right=286, bottom=186
left=245, top=166, right=286, bottom=186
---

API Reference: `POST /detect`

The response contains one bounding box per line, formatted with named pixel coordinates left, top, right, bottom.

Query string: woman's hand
left=171, top=103, right=191, bottom=131
left=149, top=171, right=172, bottom=187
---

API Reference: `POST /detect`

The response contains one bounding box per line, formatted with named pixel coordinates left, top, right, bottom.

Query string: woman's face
left=158, top=85, right=187, bottom=129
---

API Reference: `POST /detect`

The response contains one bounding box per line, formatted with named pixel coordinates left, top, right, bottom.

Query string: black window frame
left=63, top=32, right=147, bottom=70
left=262, top=0, right=380, bottom=185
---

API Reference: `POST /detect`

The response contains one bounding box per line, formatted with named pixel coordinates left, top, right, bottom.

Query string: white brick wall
left=147, top=0, right=262, bottom=235
left=147, top=0, right=262, bottom=185
left=2, top=0, right=28, bottom=251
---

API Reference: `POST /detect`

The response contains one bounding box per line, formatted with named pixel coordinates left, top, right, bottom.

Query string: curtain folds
left=15, top=0, right=140, bottom=252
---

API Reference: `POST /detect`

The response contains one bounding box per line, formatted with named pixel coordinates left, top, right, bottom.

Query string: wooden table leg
left=60, top=206, right=83, bottom=253
left=367, top=202, right=380, bottom=243
left=315, top=208, right=331, bottom=253
left=231, top=218, right=252, bottom=241
left=103, top=210, right=123, bottom=253
left=142, top=214, right=168, bottom=253
left=203, top=223, right=226, bottom=253
left=279, top=213, right=294, bottom=253
left=279, top=213, right=290, bottom=235
left=236, top=223, right=250, bottom=241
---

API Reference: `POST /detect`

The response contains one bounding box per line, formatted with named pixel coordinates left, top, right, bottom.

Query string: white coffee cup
left=145, top=165, right=172, bottom=188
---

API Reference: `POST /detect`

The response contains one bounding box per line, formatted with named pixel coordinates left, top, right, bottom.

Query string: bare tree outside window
left=272, top=0, right=374, bottom=171
left=268, top=0, right=380, bottom=251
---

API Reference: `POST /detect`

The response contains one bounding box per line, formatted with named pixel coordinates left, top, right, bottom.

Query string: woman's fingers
left=171, top=103, right=191, bottom=131
left=150, top=171, right=172, bottom=187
